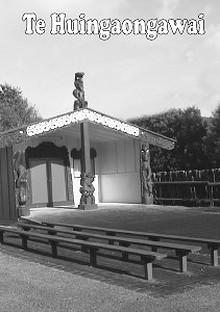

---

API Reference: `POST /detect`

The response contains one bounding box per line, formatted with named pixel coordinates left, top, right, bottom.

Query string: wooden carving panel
left=140, top=131, right=175, bottom=150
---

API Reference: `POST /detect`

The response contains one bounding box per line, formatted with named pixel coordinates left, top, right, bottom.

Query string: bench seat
left=18, top=222, right=201, bottom=272
left=0, top=226, right=167, bottom=280
left=41, top=221, right=220, bottom=267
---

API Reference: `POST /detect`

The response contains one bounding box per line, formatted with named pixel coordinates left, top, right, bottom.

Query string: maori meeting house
left=0, top=73, right=175, bottom=221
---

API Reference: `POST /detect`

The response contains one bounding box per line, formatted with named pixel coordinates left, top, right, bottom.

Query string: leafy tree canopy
left=129, top=106, right=209, bottom=172
left=0, top=83, right=42, bottom=132
left=204, top=104, right=220, bottom=167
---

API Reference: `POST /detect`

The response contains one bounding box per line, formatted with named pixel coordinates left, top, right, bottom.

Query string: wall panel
left=100, top=172, right=141, bottom=203
left=0, top=147, right=16, bottom=220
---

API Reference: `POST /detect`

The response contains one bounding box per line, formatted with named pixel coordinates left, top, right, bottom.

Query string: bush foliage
left=0, top=83, right=41, bottom=132
left=129, top=105, right=220, bottom=172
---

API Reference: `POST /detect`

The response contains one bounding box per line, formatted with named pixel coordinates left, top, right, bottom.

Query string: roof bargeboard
left=0, top=108, right=176, bottom=150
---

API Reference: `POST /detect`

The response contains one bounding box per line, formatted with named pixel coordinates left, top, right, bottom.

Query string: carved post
left=79, top=122, right=97, bottom=209
left=13, top=150, right=30, bottom=217
left=73, top=72, right=88, bottom=110
left=141, top=142, right=153, bottom=204
left=73, top=72, right=97, bottom=209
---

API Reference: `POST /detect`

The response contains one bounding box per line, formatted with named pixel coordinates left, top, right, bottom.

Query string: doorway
left=30, top=158, right=67, bottom=207
left=25, top=142, right=73, bottom=207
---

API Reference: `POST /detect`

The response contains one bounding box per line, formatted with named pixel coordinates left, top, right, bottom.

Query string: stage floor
left=21, top=204, right=220, bottom=240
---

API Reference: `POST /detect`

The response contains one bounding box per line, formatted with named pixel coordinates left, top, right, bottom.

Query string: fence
left=152, top=168, right=220, bottom=207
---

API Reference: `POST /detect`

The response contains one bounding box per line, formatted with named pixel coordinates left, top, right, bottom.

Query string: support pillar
left=72, top=71, right=97, bottom=210
left=13, top=150, right=30, bottom=217
left=78, top=122, right=97, bottom=210
left=141, top=142, right=153, bottom=205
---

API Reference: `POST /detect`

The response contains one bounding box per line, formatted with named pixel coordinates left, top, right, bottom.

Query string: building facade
left=0, top=73, right=175, bottom=221
left=0, top=107, right=175, bottom=221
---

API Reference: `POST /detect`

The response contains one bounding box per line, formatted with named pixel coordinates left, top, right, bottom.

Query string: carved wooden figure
left=13, top=150, right=28, bottom=207
left=79, top=172, right=95, bottom=206
left=73, top=72, right=88, bottom=110
left=141, top=143, right=153, bottom=204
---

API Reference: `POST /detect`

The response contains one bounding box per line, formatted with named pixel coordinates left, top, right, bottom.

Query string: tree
left=204, top=104, right=220, bottom=168
left=129, top=108, right=181, bottom=171
left=0, top=83, right=41, bottom=132
left=129, top=107, right=209, bottom=172
left=176, top=107, right=209, bottom=170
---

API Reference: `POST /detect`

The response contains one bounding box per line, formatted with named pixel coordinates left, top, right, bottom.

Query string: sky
left=0, top=0, right=220, bottom=121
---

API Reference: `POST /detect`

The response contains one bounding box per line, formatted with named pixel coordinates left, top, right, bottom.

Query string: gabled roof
left=0, top=108, right=176, bottom=150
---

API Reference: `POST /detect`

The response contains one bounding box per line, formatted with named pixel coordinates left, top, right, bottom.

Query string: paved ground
left=1, top=204, right=220, bottom=311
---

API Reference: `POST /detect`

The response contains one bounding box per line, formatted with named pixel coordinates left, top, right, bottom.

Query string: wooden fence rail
left=153, top=178, right=220, bottom=207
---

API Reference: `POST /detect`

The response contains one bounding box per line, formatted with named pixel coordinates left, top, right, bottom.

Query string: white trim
left=26, top=109, right=140, bottom=138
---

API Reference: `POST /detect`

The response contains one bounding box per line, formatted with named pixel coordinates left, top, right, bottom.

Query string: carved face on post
left=74, top=72, right=84, bottom=92
left=142, top=144, right=150, bottom=163
left=79, top=172, right=95, bottom=205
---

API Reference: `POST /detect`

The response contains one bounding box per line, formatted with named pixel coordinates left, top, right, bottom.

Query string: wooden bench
left=0, top=226, right=167, bottom=280
left=42, top=221, right=220, bottom=267
left=18, top=222, right=201, bottom=273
